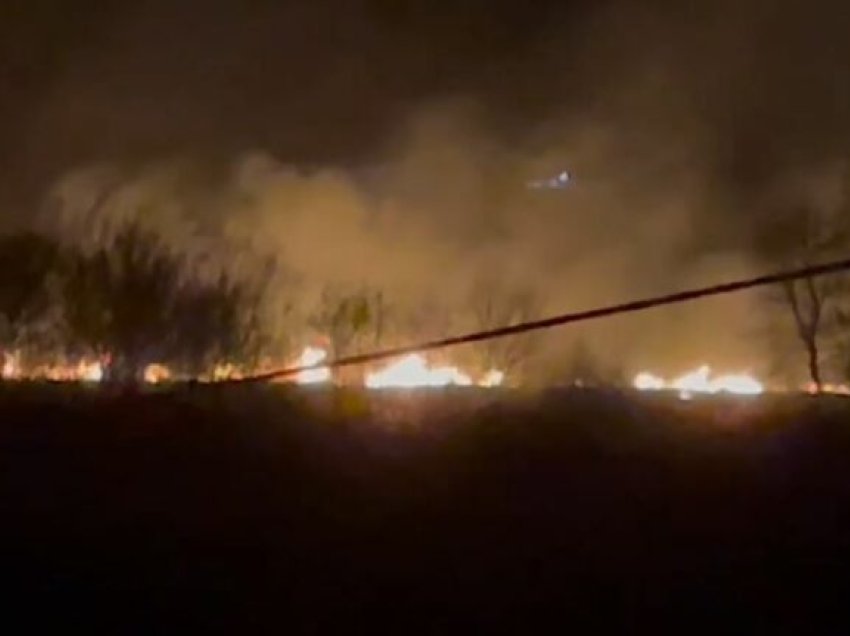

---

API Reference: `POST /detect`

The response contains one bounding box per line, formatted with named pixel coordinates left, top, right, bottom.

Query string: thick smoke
left=10, top=0, right=850, bottom=381
left=43, top=98, right=769, bottom=381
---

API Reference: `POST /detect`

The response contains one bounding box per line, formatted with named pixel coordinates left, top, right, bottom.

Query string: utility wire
left=226, top=256, right=850, bottom=384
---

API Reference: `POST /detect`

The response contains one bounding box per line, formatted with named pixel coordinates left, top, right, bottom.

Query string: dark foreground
left=2, top=384, right=849, bottom=632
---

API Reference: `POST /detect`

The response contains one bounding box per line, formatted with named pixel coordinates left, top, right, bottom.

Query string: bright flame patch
left=365, top=354, right=473, bottom=389
left=633, top=365, right=763, bottom=398
left=295, top=347, right=331, bottom=385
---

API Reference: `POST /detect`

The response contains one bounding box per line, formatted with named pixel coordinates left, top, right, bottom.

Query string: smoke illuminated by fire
left=633, top=365, right=763, bottom=398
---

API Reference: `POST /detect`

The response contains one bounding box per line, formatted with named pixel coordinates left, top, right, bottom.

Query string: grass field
left=2, top=384, right=849, bottom=631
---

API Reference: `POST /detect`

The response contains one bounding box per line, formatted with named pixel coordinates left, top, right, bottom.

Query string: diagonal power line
left=227, top=256, right=850, bottom=384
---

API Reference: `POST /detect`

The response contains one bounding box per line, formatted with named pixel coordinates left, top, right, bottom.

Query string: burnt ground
left=1, top=384, right=849, bottom=632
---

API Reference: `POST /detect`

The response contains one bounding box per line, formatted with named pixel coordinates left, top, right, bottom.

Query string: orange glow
left=0, top=351, right=104, bottom=382
left=806, top=382, right=850, bottom=395
left=2, top=351, right=21, bottom=379
left=480, top=369, right=506, bottom=388
left=77, top=360, right=104, bottom=382
left=633, top=365, right=763, bottom=398
left=143, top=363, right=171, bottom=384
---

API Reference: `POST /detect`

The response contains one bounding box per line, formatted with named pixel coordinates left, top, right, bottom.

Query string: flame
left=2, top=351, right=21, bottom=379
left=480, top=369, right=505, bottom=388
left=708, top=373, right=764, bottom=395
left=633, top=365, right=763, bottom=398
left=0, top=351, right=104, bottom=382
left=365, top=354, right=474, bottom=389
left=363, top=353, right=504, bottom=389
left=806, top=382, right=850, bottom=395
left=143, top=363, right=171, bottom=384
left=78, top=360, right=104, bottom=382
left=294, top=347, right=331, bottom=384
left=633, top=372, right=665, bottom=391
left=210, top=363, right=242, bottom=381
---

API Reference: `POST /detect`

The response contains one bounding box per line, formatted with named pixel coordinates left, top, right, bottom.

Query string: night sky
left=1, top=0, right=849, bottom=216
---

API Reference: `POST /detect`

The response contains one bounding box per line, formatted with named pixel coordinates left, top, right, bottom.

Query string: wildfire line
left=225, top=257, right=850, bottom=384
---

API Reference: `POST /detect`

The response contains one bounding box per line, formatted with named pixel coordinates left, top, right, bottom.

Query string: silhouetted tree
left=467, top=277, right=541, bottom=382
left=0, top=232, right=67, bottom=370
left=562, top=339, right=604, bottom=387
left=755, top=204, right=849, bottom=391
left=59, top=223, right=265, bottom=381
left=309, top=285, right=387, bottom=384
left=60, top=224, right=183, bottom=380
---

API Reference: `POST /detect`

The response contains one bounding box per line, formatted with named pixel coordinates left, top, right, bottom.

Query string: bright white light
left=633, top=365, right=763, bottom=398
left=633, top=372, right=665, bottom=391
left=671, top=366, right=713, bottom=395
left=295, top=347, right=331, bottom=384
left=711, top=374, right=763, bottom=395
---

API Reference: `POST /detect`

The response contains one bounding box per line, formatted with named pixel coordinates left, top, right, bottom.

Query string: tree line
left=1, top=203, right=849, bottom=388
left=0, top=224, right=269, bottom=382
left=0, top=222, right=542, bottom=384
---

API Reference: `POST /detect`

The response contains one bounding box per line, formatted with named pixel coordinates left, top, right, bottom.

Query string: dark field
left=2, top=385, right=850, bottom=632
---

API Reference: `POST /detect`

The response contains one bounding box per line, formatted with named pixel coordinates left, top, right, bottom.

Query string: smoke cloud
left=6, top=0, right=850, bottom=381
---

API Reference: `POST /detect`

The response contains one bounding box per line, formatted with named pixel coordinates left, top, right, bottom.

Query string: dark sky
left=1, top=0, right=849, bottom=217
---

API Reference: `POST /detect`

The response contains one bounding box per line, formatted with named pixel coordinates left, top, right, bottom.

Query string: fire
left=707, top=373, right=763, bottom=395
left=294, top=347, right=331, bottom=384
left=480, top=369, right=505, bottom=388
left=633, top=365, right=763, bottom=398
left=0, top=344, right=502, bottom=389
left=77, top=360, right=104, bottom=383
left=364, top=353, right=505, bottom=389
left=806, top=382, right=850, bottom=395
left=2, top=351, right=21, bottom=379
left=210, top=364, right=242, bottom=381
left=282, top=345, right=502, bottom=390
left=633, top=372, right=665, bottom=391
left=0, top=351, right=104, bottom=382
left=365, top=354, right=473, bottom=389
left=143, top=363, right=171, bottom=384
